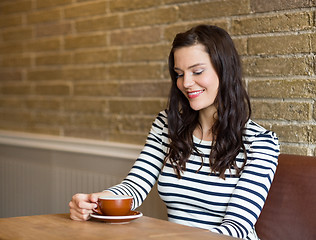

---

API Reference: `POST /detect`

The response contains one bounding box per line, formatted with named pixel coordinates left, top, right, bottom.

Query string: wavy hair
left=165, top=25, right=251, bottom=179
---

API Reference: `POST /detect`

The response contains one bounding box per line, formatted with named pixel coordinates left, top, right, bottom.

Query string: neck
left=194, top=107, right=217, bottom=141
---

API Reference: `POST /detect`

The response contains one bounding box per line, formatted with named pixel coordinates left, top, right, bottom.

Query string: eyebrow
left=174, top=63, right=206, bottom=71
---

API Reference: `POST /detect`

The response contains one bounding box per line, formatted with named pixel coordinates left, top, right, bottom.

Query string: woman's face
left=174, top=44, right=219, bottom=114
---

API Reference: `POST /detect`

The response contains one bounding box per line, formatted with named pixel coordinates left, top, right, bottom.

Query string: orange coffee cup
left=93, top=195, right=133, bottom=216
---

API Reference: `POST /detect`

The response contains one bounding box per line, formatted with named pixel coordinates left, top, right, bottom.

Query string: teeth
left=188, top=90, right=203, bottom=96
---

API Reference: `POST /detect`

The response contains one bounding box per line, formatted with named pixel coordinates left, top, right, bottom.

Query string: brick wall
left=0, top=0, right=315, bottom=155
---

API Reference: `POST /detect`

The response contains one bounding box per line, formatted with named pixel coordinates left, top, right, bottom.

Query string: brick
left=1, top=56, right=31, bottom=67
left=242, top=56, right=313, bottom=77
left=248, top=79, right=316, bottom=99
left=108, top=64, right=162, bottom=80
left=119, top=81, right=170, bottom=98
left=1, top=83, right=32, bottom=95
left=36, top=53, right=72, bottom=66
left=109, top=132, right=147, bottom=145
left=271, top=124, right=309, bottom=143
left=64, top=1, right=107, bottom=19
left=28, top=69, right=62, bottom=81
left=309, top=126, right=316, bottom=143
left=65, top=34, right=107, bottom=49
left=36, top=0, right=72, bottom=9
left=76, top=15, right=120, bottom=32
left=36, top=22, right=71, bottom=37
left=109, top=99, right=164, bottom=115
left=231, top=12, right=313, bottom=35
left=109, top=0, right=158, bottom=12
left=179, top=0, right=250, bottom=21
left=251, top=0, right=310, bottom=12
left=2, top=27, right=33, bottom=42
left=163, top=0, right=191, bottom=3
left=34, top=83, right=71, bottom=96
left=22, top=126, right=61, bottom=136
left=248, top=34, right=310, bottom=55
left=163, top=20, right=228, bottom=42
left=251, top=100, right=312, bottom=121
left=0, top=71, right=22, bottom=81
left=27, top=9, right=61, bottom=24
left=121, top=44, right=170, bottom=62
left=73, top=82, right=119, bottom=96
left=122, top=6, right=178, bottom=28
left=69, top=113, right=110, bottom=127
left=0, top=110, right=33, bottom=125
left=64, top=99, right=105, bottom=112
left=26, top=38, right=60, bottom=52
left=110, top=27, right=161, bottom=46
left=74, top=49, right=119, bottom=64
left=280, top=145, right=310, bottom=156
left=311, top=32, right=316, bottom=52
left=232, top=38, right=247, bottom=56
left=25, top=98, right=61, bottom=110
left=0, top=42, right=24, bottom=54
left=0, top=97, right=25, bottom=109
left=33, top=111, right=70, bottom=125
left=0, top=15, right=22, bottom=28
left=63, top=67, right=107, bottom=81
left=111, top=115, right=154, bottom=132
left=0, top=0, right=32, bottom=14
left=164, top=23, right=197, bottom=42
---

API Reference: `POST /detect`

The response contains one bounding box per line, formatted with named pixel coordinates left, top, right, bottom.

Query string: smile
left=187, top=90, right=204, bottom=99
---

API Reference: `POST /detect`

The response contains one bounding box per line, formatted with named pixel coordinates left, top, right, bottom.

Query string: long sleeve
left=106, top=111, right=167, bottom=210
left=211, top=131, right=280, bottom=239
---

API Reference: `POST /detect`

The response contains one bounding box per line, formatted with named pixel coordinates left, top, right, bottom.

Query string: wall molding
left=0, top=130, right=143, bottom=161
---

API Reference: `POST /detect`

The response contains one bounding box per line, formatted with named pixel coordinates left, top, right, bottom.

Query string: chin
left=189, top=104, right=203, bottom=111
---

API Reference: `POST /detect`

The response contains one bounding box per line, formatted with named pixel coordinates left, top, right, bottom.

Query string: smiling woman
left=174, top=44, right=219, bottom=116
left=69, top=25, right=280, bottom=240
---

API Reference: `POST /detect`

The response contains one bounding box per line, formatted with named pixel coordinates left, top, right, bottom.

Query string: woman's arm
left=106, top=111, right=168, bottom=210
left=211, top=131, right=280, bottom=238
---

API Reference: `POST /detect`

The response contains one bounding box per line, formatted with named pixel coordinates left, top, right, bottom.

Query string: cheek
left=176, top=79, right=183, bottom=91
left=200, top=74, right=219, bottom=90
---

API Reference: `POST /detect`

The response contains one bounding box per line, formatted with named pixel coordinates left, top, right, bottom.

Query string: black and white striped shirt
left=107, top=110, right=280, bottom=239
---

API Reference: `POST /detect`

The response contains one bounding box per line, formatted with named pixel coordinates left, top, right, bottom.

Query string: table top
left=0, top=213, right=237, bottom=240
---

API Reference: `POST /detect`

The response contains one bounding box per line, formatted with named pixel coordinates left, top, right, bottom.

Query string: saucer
left=90, top=211, right=143, bottom=224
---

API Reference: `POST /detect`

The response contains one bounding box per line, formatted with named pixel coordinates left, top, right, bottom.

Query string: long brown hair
left=165, top=25, right=251, bottom=179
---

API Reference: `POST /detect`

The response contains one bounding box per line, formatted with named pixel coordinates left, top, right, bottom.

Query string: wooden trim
left=0, top=130, right=143, bottom=161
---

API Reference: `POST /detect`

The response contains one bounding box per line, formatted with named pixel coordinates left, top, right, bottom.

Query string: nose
left=182, top=74, right=194, bottom=88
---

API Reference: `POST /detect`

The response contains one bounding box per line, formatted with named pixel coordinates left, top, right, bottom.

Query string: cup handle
left=92, top=201, right=102, bottom=215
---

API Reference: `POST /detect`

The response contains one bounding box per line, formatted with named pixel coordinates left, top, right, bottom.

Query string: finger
left=71, top=193, right=95, bottom=210
left=89, top=192, right=103, bottom=203
left=70, top=208, right=91, bottom=221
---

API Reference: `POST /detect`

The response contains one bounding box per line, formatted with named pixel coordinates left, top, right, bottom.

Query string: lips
left=187, top=90, right=204, bottom=99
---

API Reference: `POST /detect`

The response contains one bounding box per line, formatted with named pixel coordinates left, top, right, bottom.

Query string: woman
left=69, top=25, right=279, bottom=239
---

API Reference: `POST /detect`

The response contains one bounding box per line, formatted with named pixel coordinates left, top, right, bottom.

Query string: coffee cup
left=93, top=195, right=133, bottom=216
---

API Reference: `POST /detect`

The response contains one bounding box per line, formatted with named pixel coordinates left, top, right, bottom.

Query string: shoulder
left=245, top=119, right=280, bottom=159
left=148, top=110, right=169, bottom=141
left=245, top=119, right=278, bottom=140
left=152, top=110, right=168, bottom=129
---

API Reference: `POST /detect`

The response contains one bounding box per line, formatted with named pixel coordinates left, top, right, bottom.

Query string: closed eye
left=193, top=69, right=204, bottom=75
left=176, top=73, right=184, bottom=79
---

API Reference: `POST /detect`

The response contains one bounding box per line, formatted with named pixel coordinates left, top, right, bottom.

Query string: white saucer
left=90, top=211, right=143, bottom=224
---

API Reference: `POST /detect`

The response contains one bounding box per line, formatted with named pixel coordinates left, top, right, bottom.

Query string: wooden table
left=0, top=214, right=237, bottom=239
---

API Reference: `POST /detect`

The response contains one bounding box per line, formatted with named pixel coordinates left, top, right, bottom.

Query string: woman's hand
left=69, top=191, right=114, bottom=221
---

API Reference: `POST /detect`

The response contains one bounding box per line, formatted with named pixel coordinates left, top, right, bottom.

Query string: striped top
left=107, top=110, right=280, bottom=239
